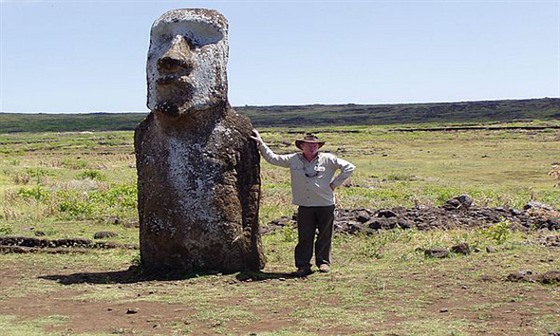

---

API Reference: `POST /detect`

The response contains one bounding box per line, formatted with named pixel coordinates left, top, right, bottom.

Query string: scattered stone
left=368, top=217, right=398, bottom=230
left=443, top=195, right=473, bottom=210
left=397, top=219, right=412, bottom=229
left=0, top=236, right=137, bottom=253
left=486, top=246, right=497, bottom=253
left=0, top=236, right=92, bottom=248
left=510, top=209, right=524, bottom=216
left=377, top=209, right=397, bottom=218
left=506, top=269, right=560, bottom=284
left=265, top=195, right=559, bottom=235
left=424, top=248, right=449, bottom=258
left=547, top=218, right=560, bottom=231
left=0, top=246, right=89, bottom=254
left=524, top=201, right=554, bottom=211
left=267, top=215, right=295, bottom=229
left=506, top=272, right=524, bottom=282
left=105, top=216, right=120, bottom=225
left=124, top=220, right=139, bottom=228
left=536, top=270, right=560, bottom=284
left=356, top=212, right=371, bottom=223
left=93, top=231, right=118, bottom=239
left=94, top=241, right=124, bottom=249
left=507, top=270, right=533, bottom=282
left=126, top=308, right=139, bottom=314
left=535, top=235, right=560, bottom=247
left=451, top=242, right=470, bottom=255
left=479, top=275, right=497, bottom=282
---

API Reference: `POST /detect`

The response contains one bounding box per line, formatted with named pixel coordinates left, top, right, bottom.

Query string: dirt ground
left=0, top=202, right=559, bottom=335
left=0, top=261, right=248, bottom=335
left=0, top=260, right=557, bottom=336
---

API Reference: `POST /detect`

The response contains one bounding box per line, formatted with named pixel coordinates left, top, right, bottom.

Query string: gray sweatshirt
left=258, top=142, right=355, bottom=207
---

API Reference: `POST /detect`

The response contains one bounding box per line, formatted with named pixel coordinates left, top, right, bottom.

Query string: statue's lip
left=156, top=75, right=190, bottom=86
left=155, top=74, right=193, bottom=103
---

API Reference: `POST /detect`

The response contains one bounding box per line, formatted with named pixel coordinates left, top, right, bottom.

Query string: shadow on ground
left=39, top=266, right=299, bottom=285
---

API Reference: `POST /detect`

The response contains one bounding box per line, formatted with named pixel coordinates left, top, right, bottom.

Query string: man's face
left=146, top=9, right=228, bottom=116
left=301, top=143, right=320, bottom=157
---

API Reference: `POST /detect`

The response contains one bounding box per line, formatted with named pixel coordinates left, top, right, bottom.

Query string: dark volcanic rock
left=265, top=197, right=558, bottom=235
left=135, top=106, right=266, bottom=273
left=506, top=269, right=560, bottom=284
left=443, top=195, right=474, bottom=210
left=424, top=248, right=449, bottom=258
left=451, top=243, right=471, bottom=255
left=538, top=270, right=560, bottom=284
left=135, top=9, right=265, bottom=273
left=94, top=231, right=119, bottom=239
left=0, top=236, right=138, bottom=252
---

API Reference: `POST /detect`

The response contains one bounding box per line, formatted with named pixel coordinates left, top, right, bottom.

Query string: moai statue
left=134, top=8, right=265, bottom=273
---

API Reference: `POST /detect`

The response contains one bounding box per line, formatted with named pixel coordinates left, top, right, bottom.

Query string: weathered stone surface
left=506, top=269, right=560, bottom=284
left=135, top=9, right=265, bottom=273
left=0, top=236, right=138, bottom=252
left=424, top=248, right=449, bottom=258
left=443, top=194, right=473, bottom=210
left=146, top=8, right=229, bottom=114
left=450, top=242, right=471, bottom=255
left=93, top=231, right=119, bottom=239
left=524, top=201, right=554, bottom=211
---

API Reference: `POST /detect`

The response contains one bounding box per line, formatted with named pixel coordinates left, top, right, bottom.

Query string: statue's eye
left=184, top=35, right=201, bottom=49
left=156, top=33, right=172, bottom=45
left=152, top=21, right=224, bottom=48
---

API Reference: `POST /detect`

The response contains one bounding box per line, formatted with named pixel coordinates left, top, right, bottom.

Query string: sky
left=0, top=0, right=559, bottom=113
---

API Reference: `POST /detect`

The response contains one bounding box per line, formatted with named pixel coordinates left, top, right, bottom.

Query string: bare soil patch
left=1, top=256, right=557, bottom=335
left=0, top=199, right=558, bottom=335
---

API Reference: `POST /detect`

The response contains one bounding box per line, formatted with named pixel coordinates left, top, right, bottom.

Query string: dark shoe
left=292, top=267, right=312, bottom=277
left=318, top=264, right=330, bottom=273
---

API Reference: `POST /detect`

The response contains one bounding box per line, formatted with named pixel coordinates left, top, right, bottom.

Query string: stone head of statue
left=147, top=9, right=228, bottom=116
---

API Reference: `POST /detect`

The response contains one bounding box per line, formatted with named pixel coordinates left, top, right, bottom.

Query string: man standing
left=251, top=130, right=355, bottom=276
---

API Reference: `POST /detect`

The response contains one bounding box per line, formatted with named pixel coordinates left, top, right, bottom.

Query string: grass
left=262, top=125, right=560, bottom=211
left=0, top=315, right=70, bottom=336
left=0, top=229, right=558, bottom=335
left=0, top=122, right=559, bottom=335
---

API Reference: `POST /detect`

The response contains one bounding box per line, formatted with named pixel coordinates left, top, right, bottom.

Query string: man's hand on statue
left=250, top=129, right=263, bottom=147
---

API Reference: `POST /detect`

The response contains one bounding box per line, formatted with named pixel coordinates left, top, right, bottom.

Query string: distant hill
left=0, top=98, right=558, bottom=133
left=238, top=98, right=559, bottom=127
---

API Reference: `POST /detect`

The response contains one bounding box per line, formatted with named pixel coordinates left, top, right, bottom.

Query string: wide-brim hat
left=295, top=133, right=325, bottom=150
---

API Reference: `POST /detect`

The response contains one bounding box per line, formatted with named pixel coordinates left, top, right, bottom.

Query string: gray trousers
left=295, top=205, right=335, bottom=268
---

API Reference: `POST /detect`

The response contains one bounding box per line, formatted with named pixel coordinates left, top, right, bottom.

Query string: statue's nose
left=157, top=36, right=193, bottom=74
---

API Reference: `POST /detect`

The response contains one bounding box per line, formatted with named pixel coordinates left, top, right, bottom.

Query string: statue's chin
left=155, top=101, right=213, bottom=117
left=154, top=97, right=226, bottom=117
left=154, top=102, right=182, bottom=117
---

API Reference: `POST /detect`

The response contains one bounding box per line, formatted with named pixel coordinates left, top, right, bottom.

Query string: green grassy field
left=0, top=121, right=559, bottom=335
left=1, top=124, right=558, bottom=232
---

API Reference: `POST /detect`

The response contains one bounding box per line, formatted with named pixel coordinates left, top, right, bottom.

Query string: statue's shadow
left=39, top=266, right=298, bottom=285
